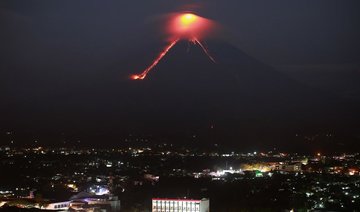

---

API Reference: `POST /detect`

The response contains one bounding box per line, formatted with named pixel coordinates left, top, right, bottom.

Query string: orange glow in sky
left=168, top=12, right=214, bottom=40
left=180, top=13, right=197, bottom=26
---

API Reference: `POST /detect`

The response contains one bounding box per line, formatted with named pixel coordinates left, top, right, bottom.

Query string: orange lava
left=180, top=13, right=197, bottom=26
left=193, top=38, right=216, bottom=63
left=130, top=13, right=216, bottom=80
left=168, top=13, right=214, bottom=40
left=131, top=39, right=179, bottom=80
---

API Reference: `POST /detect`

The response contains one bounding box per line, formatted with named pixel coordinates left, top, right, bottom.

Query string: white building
left=152, top=198, right=209, bottom=212
left=41, top=201, right=71, bottom=211
left=69, top=191, right=120, bottom=211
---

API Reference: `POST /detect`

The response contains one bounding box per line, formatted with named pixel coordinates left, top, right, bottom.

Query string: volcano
left=3, top=40, right=359, bottom=151
left=116, top=40, right=359, bottom=149
left=124, top=40, right=353, bottom=120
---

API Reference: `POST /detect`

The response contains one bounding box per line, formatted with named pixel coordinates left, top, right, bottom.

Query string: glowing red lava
left=168, top=13, right=214, bottom=40
left=130, top=39, right=179, bottom=80
left=131, top=13, right=216, bottom=80
left=193, top=38, right=216, bottom=63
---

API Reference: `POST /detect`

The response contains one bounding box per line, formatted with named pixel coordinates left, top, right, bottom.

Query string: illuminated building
left=273, top=162, right=302, bottom=172
left=152, top=198, right=209, bottom=212
left=41, top=201, right=71, bottom=211
left=69, top=189, right=120, bottom=210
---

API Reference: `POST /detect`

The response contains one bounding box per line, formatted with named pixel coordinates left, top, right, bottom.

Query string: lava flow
left=131, top=39, right=179, bottom=80
left=131, top=13, right=216, bottom=80
left=192, top=37, right=216, bottom=63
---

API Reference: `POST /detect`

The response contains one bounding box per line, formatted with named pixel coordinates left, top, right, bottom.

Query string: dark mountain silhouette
left=105, top=39, right=358, bottom=151
left=122, top=41, right=354, bottom=123
left=2, top=40, right=359, bottom=151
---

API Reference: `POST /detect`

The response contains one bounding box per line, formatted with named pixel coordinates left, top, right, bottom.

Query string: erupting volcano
left=131, top=13, right=216, bottom=80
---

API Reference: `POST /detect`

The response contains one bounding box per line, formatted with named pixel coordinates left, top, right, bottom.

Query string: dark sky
left=2, top=1, right=360, bottom=65
left=1, top=0, right=360, bottom=149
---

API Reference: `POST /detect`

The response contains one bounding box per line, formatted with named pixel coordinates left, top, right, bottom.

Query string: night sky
left=1, top=0, right=360, bottom=150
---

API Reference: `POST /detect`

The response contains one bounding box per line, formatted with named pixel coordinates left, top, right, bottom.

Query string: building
left=69, top=190, right=120, bottom=211
left=152, top=198, right=209, bottom=212
left=41, top=201, right=71, bottom=211
left=273, top=162, right=302, bottom=172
